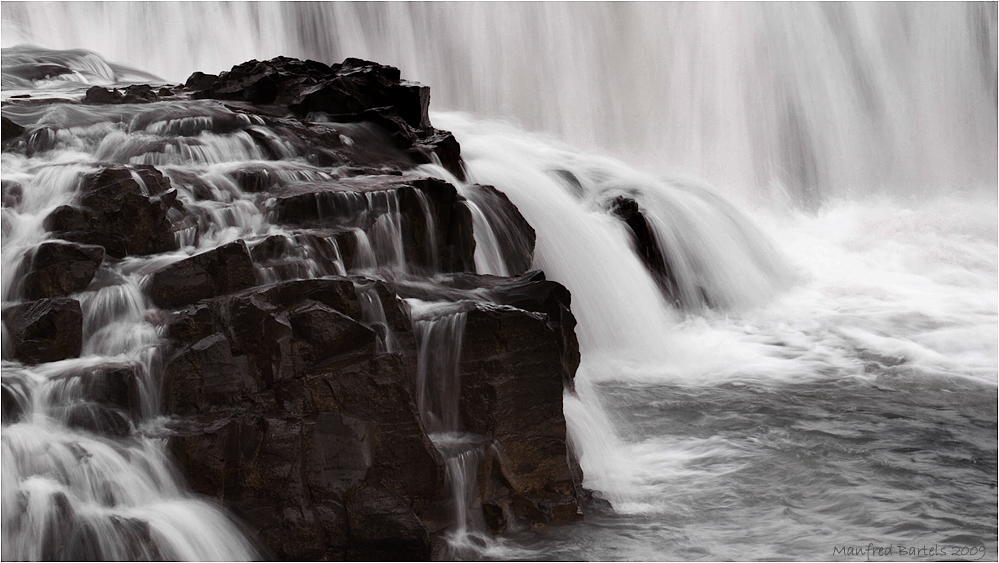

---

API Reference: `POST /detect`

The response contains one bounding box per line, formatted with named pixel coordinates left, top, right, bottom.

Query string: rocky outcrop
left=23, top=240, right=104, bottom=299
left=160, top=268, right=585, bottom=559
left=2, top=297, right=83, bottom=365
left=43, top=165, right=182, bottom=258
left=3, top=52, right=592, bottom=560
left=185, top=56, right=465, bottom=181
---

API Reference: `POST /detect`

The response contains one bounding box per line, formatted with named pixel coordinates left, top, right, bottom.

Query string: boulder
left=43, top=165, right=180, bottom=258
left=2, top=297, right=83, bottom=364
left=459, top=302, right=579, bottom=522
left=184, top=71, right=218, bottom=91
left=23, top=240, right=105, bottom=299
left=148, top=240, right=257, bottom=308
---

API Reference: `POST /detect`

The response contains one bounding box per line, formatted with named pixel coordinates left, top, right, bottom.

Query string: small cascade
left=353, top=280, right=396, bottom=353
left=407, top=299, right=499, bottom=554
left=410, top=301, right=467, bottom=433
left=412, top=189, right=441, bottom=273
left=463, top=199, right=509, bottom=277
left=367, top=190, right=407, bottom=274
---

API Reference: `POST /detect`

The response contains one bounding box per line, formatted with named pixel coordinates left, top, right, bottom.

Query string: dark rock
left=459, top=300, right=580, bottom=523
left=288, top=301, right=376, bottom=362
left=26, top=126, right=58, bottom=155
left=165, top=333, right=257, bottom=415
left=2, top=297, right=83, bottom=364
left=2, top=116, right=25, bottom=143
left=249, top=231, right=355, bottom=281
left=231, top=167, right=277, bottom=193
left=164, top=276, right=449, bottom=559
left=82, top=86, right=123, bottom=105
left=43, top=165, right=180, bottom=258
left=82, top=84, right=161, bottom=105
left=608, top=196, right=682, bottom=306
left=23, top=240, right=105, bottom=299
left=486, top=271, right=581, bottom=389
left=185, top=71, right=218, bottom=91
left=416, top=129, right=465, bottom=182
left=54, top=362, right=142, bottom=416
left=149, top=240, right=257, bottom=308
left=191, top=56, right=467, bottom=178
left=346, top=484, right=431, bottom=560
left=122, top=84, right=159, bottom=104
left=465, top=184, right=536, bottom=275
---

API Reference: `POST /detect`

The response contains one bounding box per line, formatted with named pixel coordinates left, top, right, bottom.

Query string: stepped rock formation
left=2, top=55, right=594, bottom=560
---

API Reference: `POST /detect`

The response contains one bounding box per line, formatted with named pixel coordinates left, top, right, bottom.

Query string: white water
left=3, top=2, right=995, bottom=201
left=2, top=2, right=996, bottom=561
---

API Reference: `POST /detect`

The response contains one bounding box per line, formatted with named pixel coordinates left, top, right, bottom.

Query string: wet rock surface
left=43, top=165, right=181, bottom=258
left=2, top=297, right=83, bottom=365
left=149, top=240, right=256, bottom=308
left=23, top=240, right=105, bottom=299
left=162, top=269, right=585, bottom=559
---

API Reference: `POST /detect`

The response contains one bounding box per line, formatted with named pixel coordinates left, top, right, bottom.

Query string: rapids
left=2, top=2, right=997, bottom=561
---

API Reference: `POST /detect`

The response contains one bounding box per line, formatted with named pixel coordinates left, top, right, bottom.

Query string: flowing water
left=2, top=2, right=997, bottom=561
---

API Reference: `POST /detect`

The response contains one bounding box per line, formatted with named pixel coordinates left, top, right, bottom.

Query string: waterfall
left=3, top=2, right=995, bottom=201
left=2, top=3, right=995, bottom=560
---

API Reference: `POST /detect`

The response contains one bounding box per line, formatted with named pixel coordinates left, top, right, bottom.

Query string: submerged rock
left=609, top=195, right=682, bottom=306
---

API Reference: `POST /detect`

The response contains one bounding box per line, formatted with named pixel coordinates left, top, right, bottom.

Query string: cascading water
left=3, top=3, right=995, bottom=201
left=407, top=299, right=497, bottom=556
left=3, top=2, right=997, bottom=561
